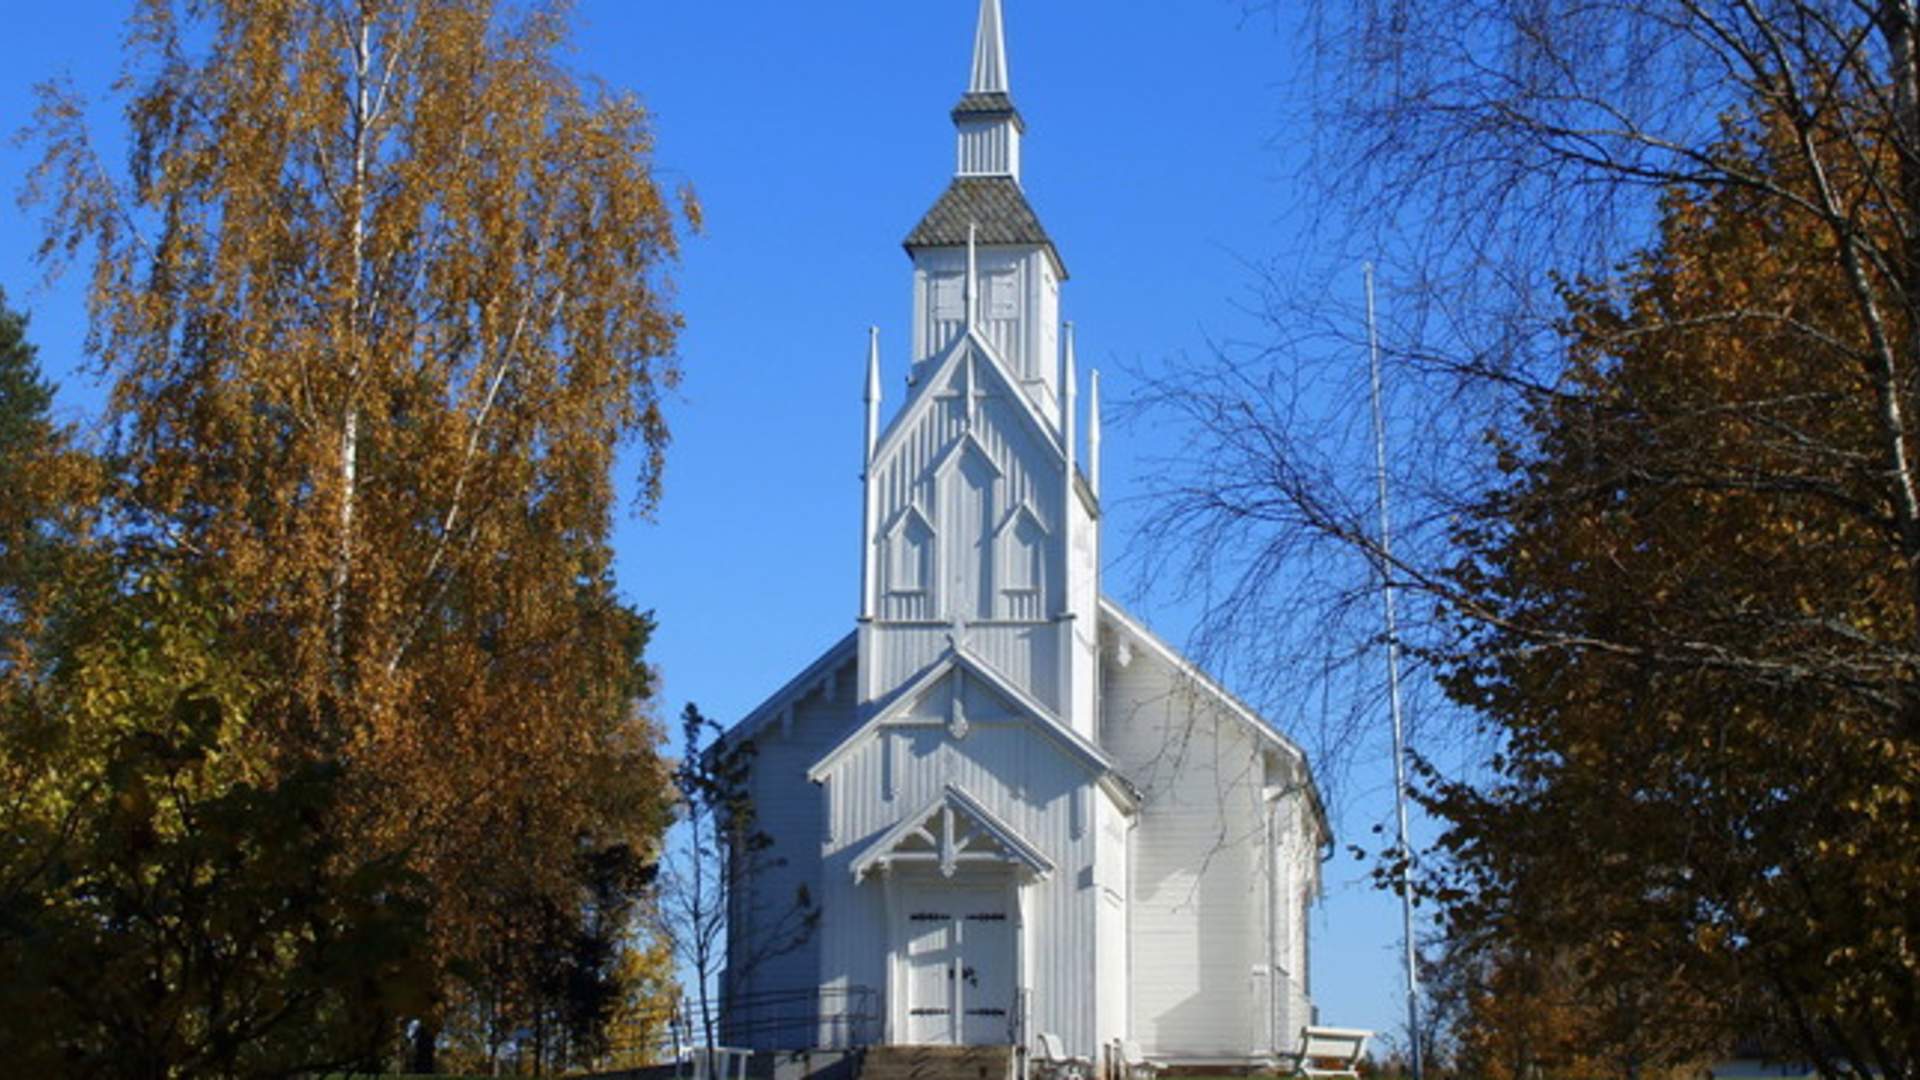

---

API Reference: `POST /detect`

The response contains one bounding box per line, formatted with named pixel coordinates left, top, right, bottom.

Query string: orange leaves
left=1431, top=93, right=1920, bottom=1078
left=14, top=0, right=688, bottom=1066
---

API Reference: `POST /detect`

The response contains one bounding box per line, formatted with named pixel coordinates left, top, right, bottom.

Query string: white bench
left=1292, top=1026, right=1371, bottom=1079
left=1114, top=1039, right=1166, bottom=1080
left=1032, top=1032, right=1092, bottom=1080
left=679, top=1045, right=754, bottom=1080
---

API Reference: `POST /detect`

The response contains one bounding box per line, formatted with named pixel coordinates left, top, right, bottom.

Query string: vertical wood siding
left=1094, top=794, right=1131, bottom=1055
left=911, top=250, right=1058, bottom=413
left=869, top=339, right=1066, bottom=707
left=1267, top=781, right=1316, bottom=1050
left=818, top=670, right=1103, bottom=1057
left=1102, top=648, right=1268, bottom=1059
left=956, top=120, right=1019, bottom=178
left=1063, top=494, right=1099, bottom=739
left=729, top=655, right=861, bottom=1049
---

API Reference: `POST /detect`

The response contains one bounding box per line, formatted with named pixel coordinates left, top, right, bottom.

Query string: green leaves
left=0, top=567, right=430, bottom=1077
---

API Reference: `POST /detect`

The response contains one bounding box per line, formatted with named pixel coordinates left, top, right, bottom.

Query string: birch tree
left=1150, top=0, right=1920, bottom=730
left=22, top=0, right=688, bottom=1064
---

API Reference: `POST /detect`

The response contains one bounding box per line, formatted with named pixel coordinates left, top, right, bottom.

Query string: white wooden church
left=719, top=1, right=1330, bottom=1068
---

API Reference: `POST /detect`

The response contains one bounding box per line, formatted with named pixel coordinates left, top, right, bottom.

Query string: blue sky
left=0, top=0, right=1433, bottom=1048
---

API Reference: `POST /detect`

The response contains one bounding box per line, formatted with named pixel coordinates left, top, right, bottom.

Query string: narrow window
left=998, top=507, right=1046, bottom=619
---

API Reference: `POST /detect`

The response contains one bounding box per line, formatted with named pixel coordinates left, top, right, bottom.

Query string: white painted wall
left=1063, top=482, right=1099, bottom=741
left=731, top=616, right=1324, bottom=1062
left=1101, top=625, right=1274, bottom=1061
left=1093, top=791, right=1132, bottom=1060
left=725, top=651, right=860, bottom=1049
left=1265, top=768, right=1320, bottom=1050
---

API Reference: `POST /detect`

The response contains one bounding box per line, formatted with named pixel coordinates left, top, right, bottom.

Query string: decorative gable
left=867, top=338, right=1062, bottom=627
left=850, top=783, right=1054, bottom=881
left=809, top=645, right=1136, bottom=813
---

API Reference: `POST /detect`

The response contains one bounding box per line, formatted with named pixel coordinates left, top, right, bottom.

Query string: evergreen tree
left=0, top=290, right=60, bottom=665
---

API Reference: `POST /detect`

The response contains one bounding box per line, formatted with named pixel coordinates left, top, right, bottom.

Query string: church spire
left=904, top=0, right=1065, bottom=407
left=953, top=0, right=1023, bottom=181
left=969, top=0, right=1009, bottom=95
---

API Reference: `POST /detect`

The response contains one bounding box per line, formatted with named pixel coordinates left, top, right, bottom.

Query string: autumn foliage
left=1428, top=110, right=1920, bottom=1079
left=3, top=0, right=689, bottom=1072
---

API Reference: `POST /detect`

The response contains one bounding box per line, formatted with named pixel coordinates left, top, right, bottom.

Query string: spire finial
left=951, top=0, right=1022, bottom=180
left=969, top=0, right=1009, bottom=94
left=861, top=327, right=883, bottom=622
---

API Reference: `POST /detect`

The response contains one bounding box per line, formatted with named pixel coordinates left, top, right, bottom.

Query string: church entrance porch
left=850, top=783, right=1049, bottom=1050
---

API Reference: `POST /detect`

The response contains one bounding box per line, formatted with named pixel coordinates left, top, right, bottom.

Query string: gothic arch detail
left=882, top=505, right=937, bottom=621
left=995, top=502, right=1048, bottom=621
left=938, top=438, right=1000, bottom=622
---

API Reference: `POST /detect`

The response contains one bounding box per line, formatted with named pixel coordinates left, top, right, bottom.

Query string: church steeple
left=861, top=0, right=1100, bottom=730
left=953, top=0, right=1023, bottom=181
left=904, top=0, right=1065, bottom=414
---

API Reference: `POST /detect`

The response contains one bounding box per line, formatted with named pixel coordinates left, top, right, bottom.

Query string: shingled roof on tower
left=904, top=176, right=1067, bottom=279
left=952, top=91, right=1023, bottom=126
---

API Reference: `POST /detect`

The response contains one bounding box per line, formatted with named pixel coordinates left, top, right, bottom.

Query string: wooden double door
left=898, top=881, right=1016, bottom=1045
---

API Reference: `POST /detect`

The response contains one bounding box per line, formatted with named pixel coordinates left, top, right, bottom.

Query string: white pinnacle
left=864, top=327, right=881, bottom=464
left=969, top=0, right=1009, bottom=94
left=1088, top=369, right=1102, bottom=500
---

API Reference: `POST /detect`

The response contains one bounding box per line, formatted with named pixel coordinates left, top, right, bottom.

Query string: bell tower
left=859, top=0, right=1101, bottom=740
left=904, top=0, right=1067, bottom=423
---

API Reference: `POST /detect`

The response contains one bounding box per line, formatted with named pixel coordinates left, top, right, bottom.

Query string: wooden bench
left=1291, top=1026, right=1371, bottom=1079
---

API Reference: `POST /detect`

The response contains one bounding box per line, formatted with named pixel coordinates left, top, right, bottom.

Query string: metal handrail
left=717, top=985, right=881, bottom=1049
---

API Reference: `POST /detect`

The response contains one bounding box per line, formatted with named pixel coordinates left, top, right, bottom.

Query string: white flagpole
left=1366, top=262, right=1422, bottom=1080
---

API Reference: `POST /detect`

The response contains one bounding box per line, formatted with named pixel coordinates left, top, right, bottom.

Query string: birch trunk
left=330, top=12, right=374, bottom=683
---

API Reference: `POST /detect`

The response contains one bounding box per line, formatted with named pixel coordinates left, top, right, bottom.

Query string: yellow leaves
left=11, top=0, right=686, bottom=1065
left=600, top=931, right=680, bottom=1067
left=1439, top=91, right=1920, bottom=1076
